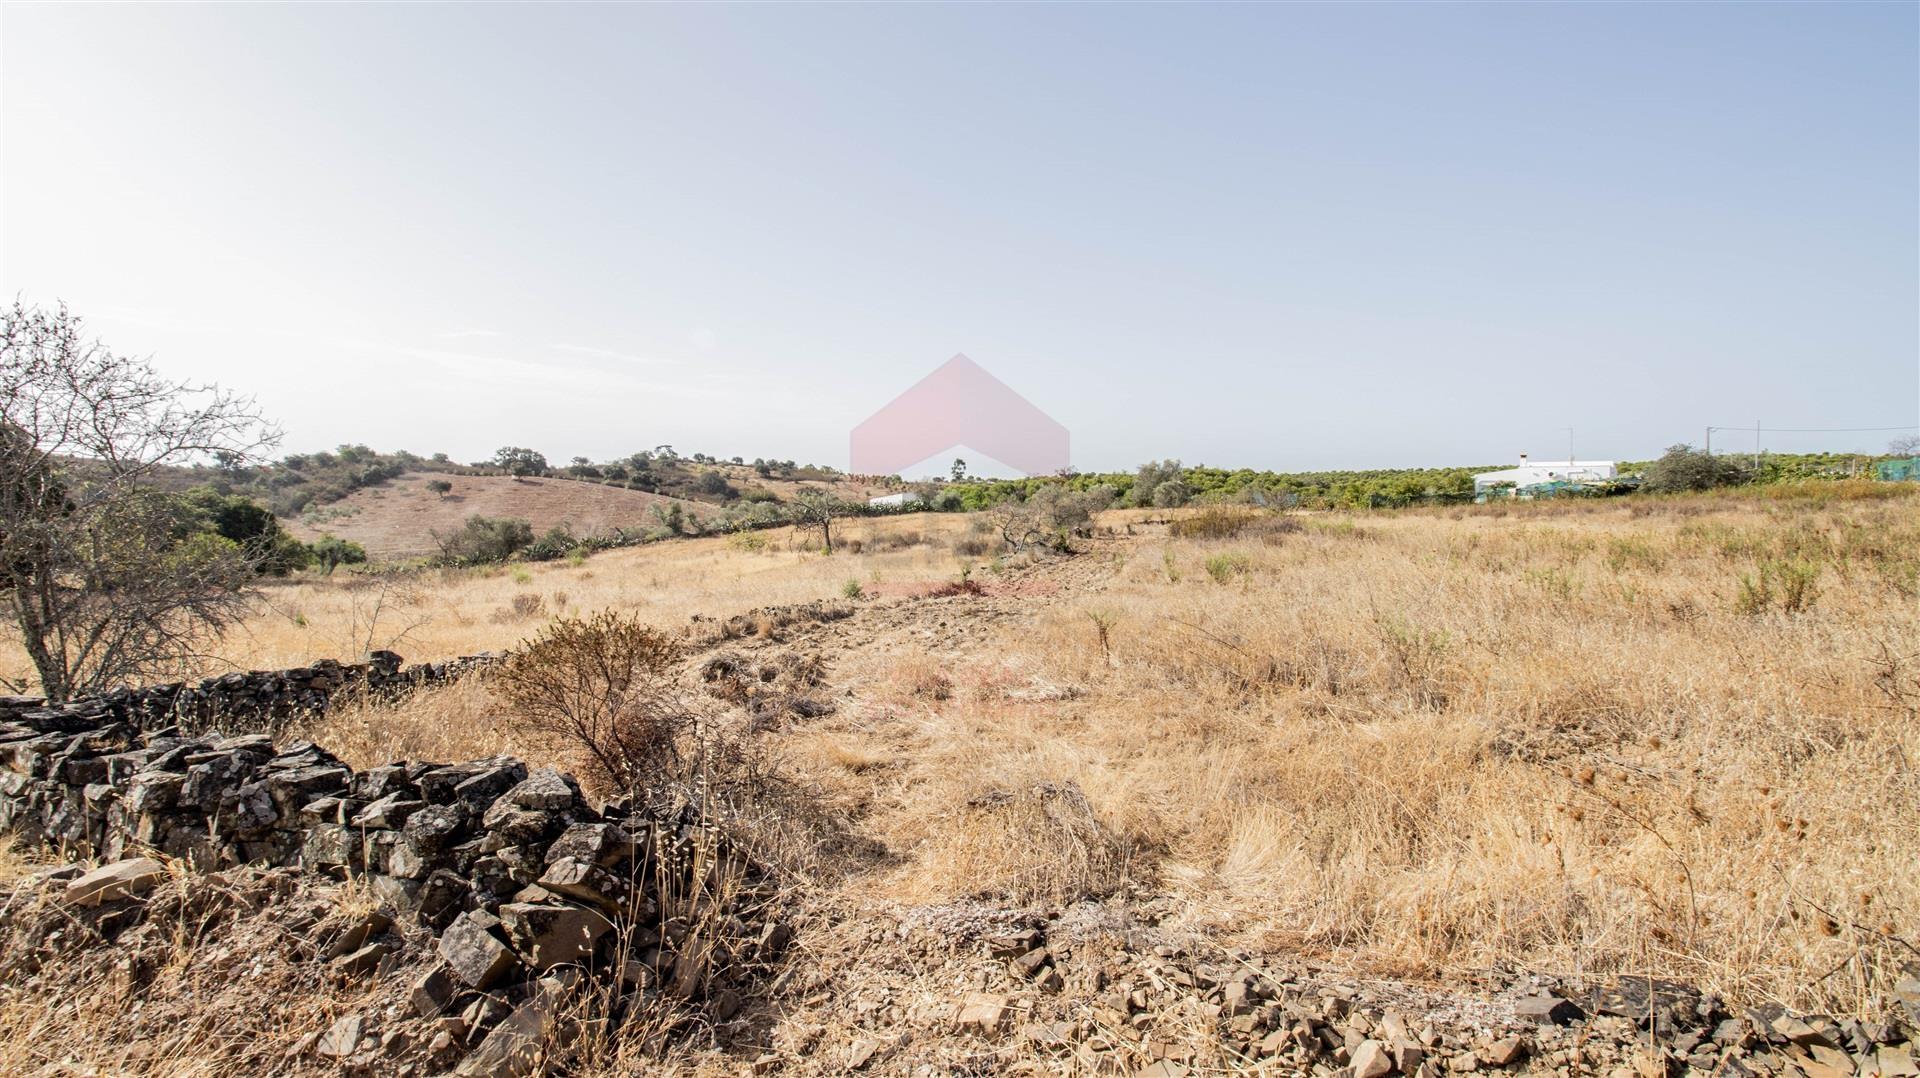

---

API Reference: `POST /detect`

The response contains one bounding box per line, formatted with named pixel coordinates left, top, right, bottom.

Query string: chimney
left=1518, top=453, right=1529, bottom=466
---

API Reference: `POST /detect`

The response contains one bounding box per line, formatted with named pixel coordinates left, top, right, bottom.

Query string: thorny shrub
left=494, top=611, right=693, bottom=798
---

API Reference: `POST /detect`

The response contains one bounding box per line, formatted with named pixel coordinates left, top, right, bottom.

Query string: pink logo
left=849, top=353, right=1070, bottom=477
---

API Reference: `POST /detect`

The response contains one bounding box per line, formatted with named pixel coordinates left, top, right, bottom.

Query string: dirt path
left=734, top=533, right=1138, bottom=660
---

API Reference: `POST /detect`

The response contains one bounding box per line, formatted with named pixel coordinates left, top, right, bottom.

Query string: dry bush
left=489, top=591, right=547, bottom=623
left=888, top=654, right=954, bottom=701
left=950, top=534, right=999, bottom=557
left=493, top=610, right=693, bottom=798
left=1167, top=505, right=1302, bottom=542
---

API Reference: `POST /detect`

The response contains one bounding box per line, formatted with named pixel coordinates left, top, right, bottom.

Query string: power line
left=1706, top=424, right=1917, bottom=433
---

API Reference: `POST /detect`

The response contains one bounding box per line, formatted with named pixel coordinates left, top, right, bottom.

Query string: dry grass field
left=4, top=482, right=1918, bottom=1072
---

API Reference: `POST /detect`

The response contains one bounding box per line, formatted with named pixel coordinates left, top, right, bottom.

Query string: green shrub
left=1735, top=559, right=1820, bottom=615
left=435, top=513, right=536, bottom=564
left=1204, top=551, right=1251, bottom=583
left=694, top=471, right=737, bottom=499
left=1642, top=444, right=1749, bottom=494
left=1132, top=460, right=1185, bottom=507
left=308, top=535, right=368, bottom=574
left=1152, top=479, right=1191, bottom=508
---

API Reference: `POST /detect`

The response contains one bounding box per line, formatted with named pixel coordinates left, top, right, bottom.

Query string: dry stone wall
left=0, top=650, right=503, bottom=737
left=0, top=661, right=778, bottom=1075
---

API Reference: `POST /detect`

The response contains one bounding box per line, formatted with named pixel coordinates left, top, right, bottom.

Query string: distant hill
left=282, top=472, right=705, bottom=557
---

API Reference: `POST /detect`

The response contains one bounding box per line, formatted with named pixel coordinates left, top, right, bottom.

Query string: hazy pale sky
left=3, top=4, right=1915, bottom=474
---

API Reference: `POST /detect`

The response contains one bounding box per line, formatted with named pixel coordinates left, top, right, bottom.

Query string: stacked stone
left=1, top=694, right=778, bottom=1072
left=0, top=650, right=502, bottom=738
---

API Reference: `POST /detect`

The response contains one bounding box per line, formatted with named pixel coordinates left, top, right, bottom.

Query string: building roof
left=1474, top=462, right=1617, bottom=486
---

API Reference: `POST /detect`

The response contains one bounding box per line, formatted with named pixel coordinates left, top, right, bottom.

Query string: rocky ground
left=2, top=857, right=1915, bottom=1076
left=2, top=536, right=1917, bottom=1075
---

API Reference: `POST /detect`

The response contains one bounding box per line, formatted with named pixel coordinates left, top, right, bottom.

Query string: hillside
left=282, top=471, right=704, bottom=557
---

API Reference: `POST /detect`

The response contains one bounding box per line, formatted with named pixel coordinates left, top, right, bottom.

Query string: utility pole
left=1705, top=426, right=1713, bottom=455
left=1753, top=420, right=1761, bottom=472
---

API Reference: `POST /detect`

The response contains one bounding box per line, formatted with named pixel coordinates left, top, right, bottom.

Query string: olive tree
left=1, top=302, right=278, bottom=700
left=1132, top=459, right=1186, bottom=507
left=1640, top=444, right=1747, bottom=494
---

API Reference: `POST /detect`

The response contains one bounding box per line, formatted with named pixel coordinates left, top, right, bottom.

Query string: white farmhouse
left=1473, top=454, right=1617, bottom=496
left=867, top=492, right=918, bottom=508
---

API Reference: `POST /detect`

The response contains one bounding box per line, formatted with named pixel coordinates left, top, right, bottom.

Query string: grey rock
left=499, top=901, right=613, bottom=969
left=439, top=911, right=519, bottom=989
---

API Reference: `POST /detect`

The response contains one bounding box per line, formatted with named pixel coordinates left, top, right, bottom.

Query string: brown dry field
left=5, top=483, right=1919, bottom=1068
left=282, top=471, right=706, bottom=557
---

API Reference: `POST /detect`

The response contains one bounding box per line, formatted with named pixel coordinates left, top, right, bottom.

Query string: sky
left=3, top=4, right=1915, bottom=476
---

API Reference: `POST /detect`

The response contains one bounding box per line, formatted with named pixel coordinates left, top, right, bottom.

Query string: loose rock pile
left=774, top=904, right=1919, bottom=1076
left=0, top=674, right=781, bottom=1076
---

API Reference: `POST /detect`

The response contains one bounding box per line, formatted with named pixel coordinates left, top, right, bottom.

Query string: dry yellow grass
left=0, top=515, right=978, bottom=689
left=7, top=487, right=1918, bottom=1018
left=752, top=491, right=1918, bottom=1012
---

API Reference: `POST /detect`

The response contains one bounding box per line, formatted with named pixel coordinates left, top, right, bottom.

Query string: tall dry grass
left=7, top=490, right=1916, bottom=1016
left=859, top=492, right=1918, bottom=1012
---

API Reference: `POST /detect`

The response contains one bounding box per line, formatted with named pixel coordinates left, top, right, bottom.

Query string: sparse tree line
left=944, top=441, right=1918, bottom=512
left=425, top=485, right=933, bottom=567
left=170, top=430, right=843, bottom=520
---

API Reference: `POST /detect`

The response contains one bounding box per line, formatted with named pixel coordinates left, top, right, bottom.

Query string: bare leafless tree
left=1, top=301, right=279, bottom=700
left=1889, top=434, right=1920, bottom=457
left=789, top=489, right=839, bottom=553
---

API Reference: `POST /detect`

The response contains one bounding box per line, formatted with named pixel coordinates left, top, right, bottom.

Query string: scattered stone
left=65, top=857, right=166, bottom=906
left=537, top=857, right=627, bottom=914
left=320, top=907, right=393, bottom=959
left=1483, top=1036, right=1527, bottom=1066
left=1514, top=994, right=1585, bottom=1026
left=1877, top=1045, right=1917, bottom=1077
left=504, top=768, right=582, bottom=811
left=956, top=992, right=1011, bottom=1033
left=1773, top=1014, right=1840, bottom=1049
left=455, top=975, right=577, bottom=1078
left=411, top=967, right=457, bottom=1018
left=1012, top=946, right=1051, bottom=978
left=1351, top=1039, right=1394, bottom=1078
left=350, top=794, right=426, bottom=829
left=315, top=1014, right=368, bottom=1059
left=842, top=1037, right=881, bottom=1069
left=328, top=940, right=393, bottom=978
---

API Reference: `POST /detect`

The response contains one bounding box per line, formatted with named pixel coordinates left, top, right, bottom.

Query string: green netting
left=1874, top=457, right=1919, bottom=482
